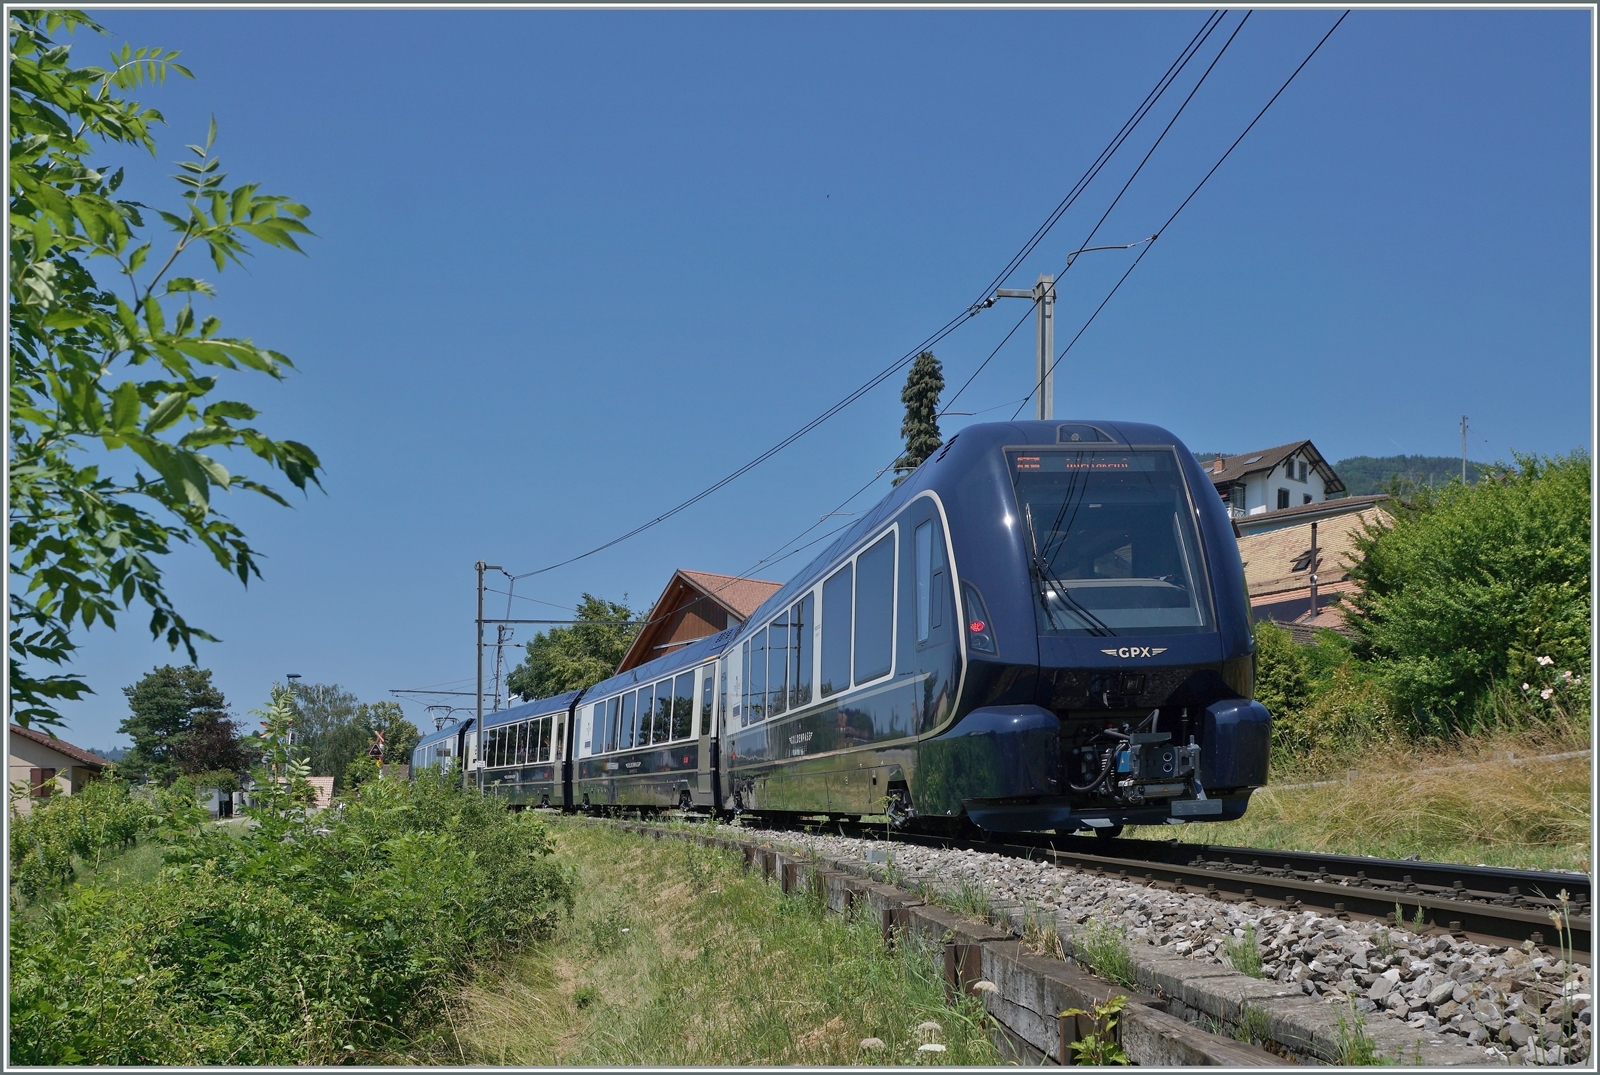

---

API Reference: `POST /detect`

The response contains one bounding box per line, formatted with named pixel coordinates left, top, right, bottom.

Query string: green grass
left=1128, top=732, right=1590, bottom=872
left=1069, top=918, right=1136, bottom=990
left=415, top=819, right=1001, bottom=1066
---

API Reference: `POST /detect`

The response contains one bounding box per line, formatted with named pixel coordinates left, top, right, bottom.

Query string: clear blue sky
left=43, top=8, right=1592, bottom=749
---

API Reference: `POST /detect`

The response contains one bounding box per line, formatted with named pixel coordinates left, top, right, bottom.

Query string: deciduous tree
left=505, top=594, right=639, bottom=700
left=9, top=11, right=321, bottom=728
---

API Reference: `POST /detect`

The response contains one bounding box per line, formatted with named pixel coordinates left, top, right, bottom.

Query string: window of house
left=791, top=593, right=813, bottom=708
left=1277, top=488, right=1290, bottom=510
left=1291, top=551, right=1315, bottom=572
left=854, top=532, right=896, bottom=683
left=821, top=564, right=852, bottom=697
left=1303, top=493, right=1313, bottom=505
left=30, top=767, right=56, bottom=799
left=1299, top=461, right=1308, bottom=482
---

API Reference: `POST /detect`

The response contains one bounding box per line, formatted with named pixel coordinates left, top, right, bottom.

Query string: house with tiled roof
left=1236, top=502, right=1392, bottom=636
left=1203, top=440, right=1346, bottom=520
left=616, top=569, right=783, bottom=674
left=8, top=723, right=107, bottom=814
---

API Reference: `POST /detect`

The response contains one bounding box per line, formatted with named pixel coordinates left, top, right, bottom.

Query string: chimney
left=1211, top=456, right=1225, bottom=474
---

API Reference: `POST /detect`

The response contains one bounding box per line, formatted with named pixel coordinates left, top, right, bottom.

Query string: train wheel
left=1094, top=824, right=1124, bottom=840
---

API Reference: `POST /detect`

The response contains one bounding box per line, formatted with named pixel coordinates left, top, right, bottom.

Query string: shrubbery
left=1346, top=450, right=1590, bottom=732
left=8, top=773, right=198, bottom=901
left=9, top=690, right=574, bottom=1064
left=1256, top=450, right=1590, bottom=763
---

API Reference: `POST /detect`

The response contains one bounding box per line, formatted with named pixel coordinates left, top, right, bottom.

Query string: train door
left=694, top=660, right=719, bottom=809
left=556, top=706, right=571, bottom=809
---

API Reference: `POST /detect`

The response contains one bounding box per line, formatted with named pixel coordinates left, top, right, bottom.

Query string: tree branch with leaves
left=9, top=10, right=322, bottom=727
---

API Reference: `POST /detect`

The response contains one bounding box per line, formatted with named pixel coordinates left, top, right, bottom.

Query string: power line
left=1013, top=10, right=1351, bottom=420
left=1069, top=11, right=1253, bottom=259
left=960, top=11, right=1227, bottom=311
left=511, top=15, right=1230, bottom=583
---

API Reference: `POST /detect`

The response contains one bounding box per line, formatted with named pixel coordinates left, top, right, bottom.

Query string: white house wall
left=1244, top=450, right=1329, bottom=516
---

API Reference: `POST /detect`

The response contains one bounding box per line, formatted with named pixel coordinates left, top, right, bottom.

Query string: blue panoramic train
left=414, top=421, right=1270, bottom=836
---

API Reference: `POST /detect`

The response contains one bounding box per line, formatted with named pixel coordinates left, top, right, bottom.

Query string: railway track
left=738, top=814, right=1591, bottom=956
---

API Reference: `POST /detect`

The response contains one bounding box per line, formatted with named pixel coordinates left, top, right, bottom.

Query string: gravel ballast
left=727, top=824, right=1590, bottom=1066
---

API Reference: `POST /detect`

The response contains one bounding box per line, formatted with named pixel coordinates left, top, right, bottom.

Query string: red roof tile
left=676, top=570, right=784, bottom=620
left=9, top=724, right=108, bottom=769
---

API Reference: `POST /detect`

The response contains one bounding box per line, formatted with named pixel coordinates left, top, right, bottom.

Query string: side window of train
left=915, top=521, right=933, bottom=642
left=768, top=611, right=789, bottom=718
left=820, top=563, right=853, bottom=697
left=605, top=695, right=621, bottom=754
left=700, top=665, right=716, bottom=737
left=654, top=679, right=674, bottom=743
left=748, top=630, right=767, bottom=723
left=672, top=672, right=694, bottom=740
left=630, top=685, right=648, bottom=748
left=854, top=531, right=895, bottom=684
left=791, top=593, right=813, bottom=708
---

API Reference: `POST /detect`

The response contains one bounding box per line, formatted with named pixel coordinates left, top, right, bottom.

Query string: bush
left=9, top=700, right=574, bottom=1064
left=1346, top=451, right=1590, bottom=733
left=7, top=775, right=200, bottom=902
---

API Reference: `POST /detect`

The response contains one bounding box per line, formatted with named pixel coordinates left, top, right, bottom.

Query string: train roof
left=482, top=689, right=583, bottom=728
left=415, top=717, right=473, bottom=748
left=580, top=627, right=737, bottom=702
left=731, top=420, right=1189, bottom=637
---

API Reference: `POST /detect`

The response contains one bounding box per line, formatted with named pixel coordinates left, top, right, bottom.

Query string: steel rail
left=733, top=814, right=1591, bottom=957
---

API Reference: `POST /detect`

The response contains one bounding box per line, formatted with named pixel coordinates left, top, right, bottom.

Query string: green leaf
left=108, top=381, right=141, bottom=433
left=144, top=391, right=189, bottom=434
left=142, top=294, right=166, bottom=338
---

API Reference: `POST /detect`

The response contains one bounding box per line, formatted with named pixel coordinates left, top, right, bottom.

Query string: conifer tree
left=892, top=352, right=944, bottom=485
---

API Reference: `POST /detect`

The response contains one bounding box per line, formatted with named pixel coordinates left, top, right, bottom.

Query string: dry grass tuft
left=1134, top=717, right=1591, bottom=871
left=414, top=820, right=1000, bottom=1067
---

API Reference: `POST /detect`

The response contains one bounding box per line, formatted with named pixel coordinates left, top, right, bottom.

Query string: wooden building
left=616, top=569, right=782, bottom=674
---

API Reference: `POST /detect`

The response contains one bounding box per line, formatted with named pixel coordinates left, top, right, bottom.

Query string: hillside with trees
left=1332, top=455, right=1489, bottom=495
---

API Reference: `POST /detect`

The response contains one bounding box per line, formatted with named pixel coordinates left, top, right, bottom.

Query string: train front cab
left=908, top=421, right=1271, bottom=834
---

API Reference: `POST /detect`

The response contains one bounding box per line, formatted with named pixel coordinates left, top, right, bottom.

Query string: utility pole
left=978, top=240, right=1152, bottom=421
left=492, top=624, right=514, bottom=709
left=474, top=561, right=502, bottom=790
left=1308, top=521, right=1319, bottom=623
left=1461, top=415, right=1468, bottom=485
left=995, top=274, right=1056, bottom=420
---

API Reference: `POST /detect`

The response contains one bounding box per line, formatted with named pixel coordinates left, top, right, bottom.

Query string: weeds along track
left=738, top=816, right=1592, bottom=957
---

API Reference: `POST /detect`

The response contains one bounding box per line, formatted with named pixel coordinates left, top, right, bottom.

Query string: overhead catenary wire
left=1012, top=9, right=1351, bottom=421
left=510, top=14, right=1229, bottom=584
left=960, top=10, right=1227, bottom=311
